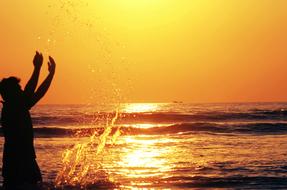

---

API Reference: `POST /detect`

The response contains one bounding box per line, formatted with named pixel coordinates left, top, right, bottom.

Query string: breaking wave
left=1, top=122, right=286, bottom=137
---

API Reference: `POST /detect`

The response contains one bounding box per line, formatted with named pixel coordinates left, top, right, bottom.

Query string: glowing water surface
left=31, top=132, right=287, bottom=189
left=121, top=103, right=160, bottom=113
left=1, top=103, right=287, bottom=189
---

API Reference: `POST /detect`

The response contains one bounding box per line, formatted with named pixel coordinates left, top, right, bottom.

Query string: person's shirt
left=1, top=95, right=36, bottom=159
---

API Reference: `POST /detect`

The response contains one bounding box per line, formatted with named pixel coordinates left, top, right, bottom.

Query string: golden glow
left=113, top=0, right=162, bottom=9
left=121, top=149, right=163, bottom=168
left=133, top=124, right=157, bottom=129
left=118, top=136, right=171, bottom=178
left=122, top=103, right=159, bottom=113
left=1, top=1, right=287, bottom=103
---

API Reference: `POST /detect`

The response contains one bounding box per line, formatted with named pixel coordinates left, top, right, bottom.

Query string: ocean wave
left=38, top=176, right=287, bottom=189
left=122, top=122, right=287, bottom=135
left=1, top=122, right=287, bottom=137
left=164, top=176, right=287, bottom=188
left=31, top=109, right=287, bottom=126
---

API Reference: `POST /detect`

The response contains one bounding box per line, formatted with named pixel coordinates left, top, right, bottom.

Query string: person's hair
left=0, top=77, right=21, bottom=102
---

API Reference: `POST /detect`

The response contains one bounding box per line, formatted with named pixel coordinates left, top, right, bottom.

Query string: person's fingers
left=49, top=56, right=55, bottom=64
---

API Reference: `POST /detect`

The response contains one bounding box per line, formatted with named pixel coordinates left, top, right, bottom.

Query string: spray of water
left=55, top=110, right=119, bottom=188
left=36, top=1, right=127, bottom=187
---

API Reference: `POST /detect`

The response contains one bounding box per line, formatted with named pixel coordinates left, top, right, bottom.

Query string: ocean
left=1, top=102, right=287, bottom=189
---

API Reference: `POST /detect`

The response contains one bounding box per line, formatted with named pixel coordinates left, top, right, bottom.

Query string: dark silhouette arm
left=24, top=51, right=43, bottom=98
left=30, top=56, right=56, bottom=107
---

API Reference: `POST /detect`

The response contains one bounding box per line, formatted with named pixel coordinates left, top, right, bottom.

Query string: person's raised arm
left=30, top=56, right=56, bottom=107
left=24, top=51, right=43, bottom=98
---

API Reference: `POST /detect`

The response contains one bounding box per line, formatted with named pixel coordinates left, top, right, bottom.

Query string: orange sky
left=1, top=0, right=287, bottom=104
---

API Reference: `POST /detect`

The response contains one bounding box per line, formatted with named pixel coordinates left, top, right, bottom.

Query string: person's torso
left=1, top=100, right=35, bottom=159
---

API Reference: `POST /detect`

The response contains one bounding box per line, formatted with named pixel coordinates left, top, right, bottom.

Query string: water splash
left=55, top=110, right=119, bottom=188
left=35, top=1, right=129, bottom=186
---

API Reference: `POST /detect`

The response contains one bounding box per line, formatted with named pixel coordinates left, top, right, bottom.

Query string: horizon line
left=35, top=101, right=287, bottom=106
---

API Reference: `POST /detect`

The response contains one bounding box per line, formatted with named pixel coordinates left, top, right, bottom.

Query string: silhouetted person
left=0, top=51, right=56, bottom=190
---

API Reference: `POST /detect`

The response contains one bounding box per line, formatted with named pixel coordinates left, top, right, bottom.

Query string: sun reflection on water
left=117, top=136, right=172, bottom=180
left=122, top=103, right=160, bottom=113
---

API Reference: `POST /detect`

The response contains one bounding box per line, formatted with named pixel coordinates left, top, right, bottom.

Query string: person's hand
left=48, top=56, right=56, bottom=75
left=33, top=51, right=43, bottom=69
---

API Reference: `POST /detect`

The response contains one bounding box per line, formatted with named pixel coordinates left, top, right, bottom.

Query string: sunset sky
left=1, top=0, right=287, bottom=104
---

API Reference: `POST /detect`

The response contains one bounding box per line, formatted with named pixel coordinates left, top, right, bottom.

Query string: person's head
left=0, top=77, right=22, bottom=102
